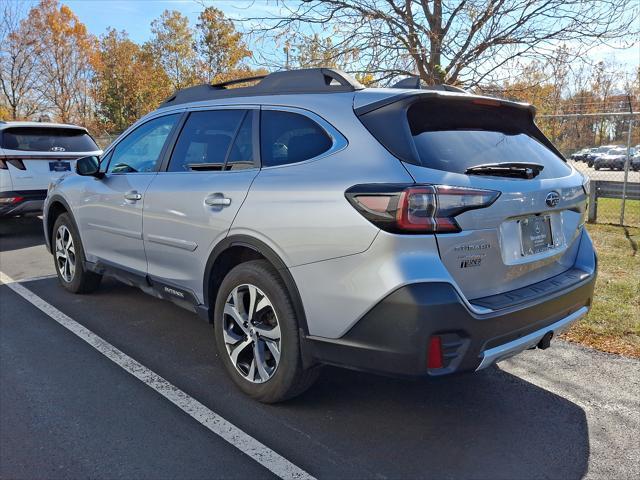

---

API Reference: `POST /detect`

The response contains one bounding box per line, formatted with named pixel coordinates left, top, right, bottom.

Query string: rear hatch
left=356, top=92, right=587, bottom=300
left=0, top=125, right=101, bottom=190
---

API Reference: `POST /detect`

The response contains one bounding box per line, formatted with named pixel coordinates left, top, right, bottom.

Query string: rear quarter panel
left=229, top=97, right=415, bottom=267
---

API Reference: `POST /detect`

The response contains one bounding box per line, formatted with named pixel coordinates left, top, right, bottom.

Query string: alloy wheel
left=222, top=284, right=281, bottom=383
left=55, top=225, right=76, bottom=283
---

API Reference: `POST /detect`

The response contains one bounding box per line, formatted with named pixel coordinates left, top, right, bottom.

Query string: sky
left=64, top=0, right=278, bottom=43
left=30, top=0, right=640, bottom=76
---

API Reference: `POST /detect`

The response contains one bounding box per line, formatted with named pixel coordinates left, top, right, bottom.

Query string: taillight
left=345, top=184, right=500, bottom=234
left=0, top=196, right=24, bottom=205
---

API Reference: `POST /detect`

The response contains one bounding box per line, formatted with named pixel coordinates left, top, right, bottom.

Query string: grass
left=561, top=223, right=640, bottom=357
left=595, top=197, right=640, bottom=227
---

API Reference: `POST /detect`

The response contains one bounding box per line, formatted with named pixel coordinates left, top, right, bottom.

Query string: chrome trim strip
left=476, top=306, right=589, bottom=370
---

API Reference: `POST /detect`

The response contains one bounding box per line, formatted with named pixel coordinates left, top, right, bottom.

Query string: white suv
left=0, top=121, right=101, bottom=217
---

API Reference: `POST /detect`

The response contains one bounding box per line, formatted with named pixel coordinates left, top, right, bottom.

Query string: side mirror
left=76, top=155, right=103, bottom=178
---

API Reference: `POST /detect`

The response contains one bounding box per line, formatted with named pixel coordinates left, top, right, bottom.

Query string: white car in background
left=0, top=121, right=101, bottom=217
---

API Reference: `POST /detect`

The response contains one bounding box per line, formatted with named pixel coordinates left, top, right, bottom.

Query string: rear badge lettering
left=454, top=242, right=490, bottom=253
left=460, top=256, right=483, bottom=268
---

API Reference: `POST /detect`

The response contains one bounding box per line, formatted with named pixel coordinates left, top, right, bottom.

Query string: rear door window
left=168, top=110, right=247, bottom=172
left=260, top=110, right=332, bottom=167
left=1, top=127, right=98, bottom=152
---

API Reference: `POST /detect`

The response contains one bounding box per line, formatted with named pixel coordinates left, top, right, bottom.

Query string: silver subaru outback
left=43, top=68, right=596, bottom=402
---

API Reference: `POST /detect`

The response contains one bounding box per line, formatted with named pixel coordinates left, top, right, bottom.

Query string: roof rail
left=160, top=68, right=365, bottom=107
left=391, top=76, right=467, bottom=93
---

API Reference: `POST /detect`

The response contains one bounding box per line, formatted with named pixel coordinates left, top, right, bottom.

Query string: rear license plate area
left=519, top=215, right=553, bottom=256
left=49, top=161, right=71, bottom=172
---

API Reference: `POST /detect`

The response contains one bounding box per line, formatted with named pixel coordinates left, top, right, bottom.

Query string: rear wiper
left=465, top=162, right=544, bottom=179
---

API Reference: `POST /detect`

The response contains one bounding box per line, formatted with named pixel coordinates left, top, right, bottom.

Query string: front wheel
left=214, top=260, right=319, bottom=403
left=53, top=213, right=102, bottom=293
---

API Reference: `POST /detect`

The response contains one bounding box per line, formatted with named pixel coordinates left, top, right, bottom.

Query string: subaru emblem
left=546, top=191, right=560, bottom=207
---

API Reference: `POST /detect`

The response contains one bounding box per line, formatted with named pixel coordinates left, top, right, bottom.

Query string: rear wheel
left=214, top=260, right=319, bottom=403
left=53, top=213, right=102, bottom=293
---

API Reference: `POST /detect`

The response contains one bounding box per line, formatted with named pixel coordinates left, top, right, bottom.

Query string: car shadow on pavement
left=0, top=217, right=46, bottom=252
left=284, top=364, right=590, bottom=479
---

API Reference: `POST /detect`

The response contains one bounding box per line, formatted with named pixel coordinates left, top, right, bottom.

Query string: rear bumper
left=0, top=190, right=47, bottom=217
left=305, top=263, right=596, bottom=377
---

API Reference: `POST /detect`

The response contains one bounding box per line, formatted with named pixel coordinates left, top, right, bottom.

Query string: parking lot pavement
left=1, top=217, right=639, bottom=479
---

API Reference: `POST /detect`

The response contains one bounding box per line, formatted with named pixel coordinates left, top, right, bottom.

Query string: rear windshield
left=1, top=127, right=98, bottom=152
left=407, top=101, right=571, bottom=178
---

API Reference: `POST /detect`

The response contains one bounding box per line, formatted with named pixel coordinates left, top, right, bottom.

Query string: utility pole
left=620, top=93, right=634, bottom=226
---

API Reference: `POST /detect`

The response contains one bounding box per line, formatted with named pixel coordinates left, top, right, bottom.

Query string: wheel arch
left=203, top=235, right=309, bottom=334
left=45, top=194, right=75, bottom=252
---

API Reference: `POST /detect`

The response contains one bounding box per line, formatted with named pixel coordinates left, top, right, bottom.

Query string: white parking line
left=0, top=271, right=315, bottom=480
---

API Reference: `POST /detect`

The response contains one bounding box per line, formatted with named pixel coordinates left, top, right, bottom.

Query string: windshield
left=1, top=127, right=98, bottom=152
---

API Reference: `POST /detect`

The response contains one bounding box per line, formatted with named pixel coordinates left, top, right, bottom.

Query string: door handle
left=124, top=191, right=142, bottom=201
left=205, top=196, right=232, bottom=207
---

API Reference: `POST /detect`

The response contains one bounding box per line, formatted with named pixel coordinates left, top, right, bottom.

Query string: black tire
left=213, top=260, right=320, bottom=403
left=52, top=213, right=102, bottom=293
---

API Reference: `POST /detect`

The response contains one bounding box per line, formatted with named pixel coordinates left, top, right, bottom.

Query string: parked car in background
left=0, top=121, right=101, bottom=217
left=586, top=145, right=620, bottom=167
left=593, top=148, right=635, bottom=171
left=43, top=68, right=597, bottom=403
left=570, top=148, right=590, bottom=161
left=631, top=152, right=640, bottom=172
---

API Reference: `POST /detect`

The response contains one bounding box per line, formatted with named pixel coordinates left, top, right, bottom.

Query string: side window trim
left=158, top=112, right=189, bottom=172
left=104, top=112, right=185, bottom=174
left=222, top=110, right=249, bottom=170
left=259, top=105, right=348, bottom=169
left=251, top=109, right=261, bottom=169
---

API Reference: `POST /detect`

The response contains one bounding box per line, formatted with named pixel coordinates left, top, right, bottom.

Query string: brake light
left=345, top=184, right=500, bottom=234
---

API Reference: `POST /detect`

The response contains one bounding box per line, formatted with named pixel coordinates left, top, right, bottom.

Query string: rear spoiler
left=355, top=90, right=535, bottom=117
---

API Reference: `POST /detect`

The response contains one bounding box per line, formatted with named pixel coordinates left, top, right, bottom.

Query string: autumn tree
left=194, top=7, right=252, bottom=83
left=251, top=0, right=638, bottom=87
left=0, top=1, right=41, bottom=120
left=23, top=0, right=95, bottom=123
left=147, top=10, right=197, bottom=90
left=92, top=29, right=172, bottom=133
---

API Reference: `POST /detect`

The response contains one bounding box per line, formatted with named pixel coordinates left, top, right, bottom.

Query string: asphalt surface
left=1, top=217, right=639, bottom=479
